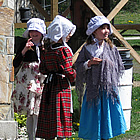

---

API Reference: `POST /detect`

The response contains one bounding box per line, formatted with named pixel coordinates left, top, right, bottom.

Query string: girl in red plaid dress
left=36, top=15, right=76, bottom=140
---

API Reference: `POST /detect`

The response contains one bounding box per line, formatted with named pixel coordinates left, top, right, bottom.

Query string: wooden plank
left=30, top=0, right=50, bottom=20
left=45, top=22, right=52, bottom=27
left=112, top=25, right=140, bottom=64
left=14, top=22, right=52, bottom=28
left=51, top=0, right=58, bottom=20
left=107, top=0, right=128, bottom=21
left=10, top=56, right=15, bottom=82
left=114, top=24, right=140, bottom=30
left=10, top=66, right=14, bottom=82
left=14, top=23, right=27, bottom=28
left=124, top=37, right=140, bottom=40
left=62, top=6, right=70, bottom=17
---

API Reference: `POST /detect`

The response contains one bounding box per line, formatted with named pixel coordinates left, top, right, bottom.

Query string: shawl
left=75, top=41, right=124, bottom=103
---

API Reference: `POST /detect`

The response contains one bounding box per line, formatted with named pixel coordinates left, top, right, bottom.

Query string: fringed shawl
left=75, top=42, right=124, bottom=103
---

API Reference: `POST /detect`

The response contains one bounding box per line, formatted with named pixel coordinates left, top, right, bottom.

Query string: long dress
left=11, top=41, right=45, bottom=116
left=78, top=91, right=127, bottom=140
left=36, top=43, right=76, bottom=139
left=11, top=62, right=45, bottom=116
left=76, top=42, right=127, bottom=140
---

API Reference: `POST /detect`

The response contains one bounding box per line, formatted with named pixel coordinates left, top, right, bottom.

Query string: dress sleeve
left=75, top=46, right=87, bottom=100
left=57, top=47, right=76, bottom=84
left=39, top=50, right=48, bottom=75
left=75, top=45, right=88, bottom=73
left=13, top=41, right=26, bottom=68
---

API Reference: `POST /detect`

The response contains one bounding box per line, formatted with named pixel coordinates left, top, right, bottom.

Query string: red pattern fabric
left=11, top=62, right=45, bottom=116
left=36, top=46, right=76, bottom=139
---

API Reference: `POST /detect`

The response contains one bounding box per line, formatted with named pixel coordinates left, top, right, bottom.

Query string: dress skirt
left=11, top=62, right=45, bottom=116
left=36, top=75, right=72, bottom=139
left=78, top=89, right=127, bottom=140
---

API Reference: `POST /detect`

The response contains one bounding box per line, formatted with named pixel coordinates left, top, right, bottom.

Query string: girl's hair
left=105, top=37, right=113, bottom=48
left=86, top=35, right=93, bottom=45
left=41, top=38, right=51, bottom=51
left=86, top=35, right=113, bottom=48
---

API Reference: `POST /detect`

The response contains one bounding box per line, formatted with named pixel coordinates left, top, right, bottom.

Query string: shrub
left=14, top=113, right=27, bottom=127
left=72, top=88, right=81, bottom=132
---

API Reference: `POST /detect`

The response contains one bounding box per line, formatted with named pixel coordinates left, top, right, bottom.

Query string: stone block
left=0, top=82, right=13, bottom=103
left=7, top=37, right=14, bottom=54
left=0, top=121, right=18, bottom=139
left=0, top=36, right=6, bottom=53
left=0, top=82, right=9, bottom=103
left=0, top=105, right=14, bottom=120
left=7, top=0, right=14, bottom=10
left=0, top=54, right=14, bottom=103
left=0, top=7, right=14, bottom=36
left=0, top=54, right=9, bottom=83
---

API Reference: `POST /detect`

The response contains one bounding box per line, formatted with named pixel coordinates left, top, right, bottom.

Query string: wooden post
left=62, top=6, right=70, bottom=17
left=14, top=22, right=52, bottom=29
left=107, top=0, right=128, bottom=21
left=51, top=0, right=58, bottom=20
left=30, top=0, right=50, bottom=20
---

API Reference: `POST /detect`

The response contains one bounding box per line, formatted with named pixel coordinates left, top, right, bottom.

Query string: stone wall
left=0, top=0, right=18, bottom=139
left=0, top=0, right=14, bottom=120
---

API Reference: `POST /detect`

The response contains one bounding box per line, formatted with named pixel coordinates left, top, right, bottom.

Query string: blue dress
left=78, top=89, right=127, bottom=140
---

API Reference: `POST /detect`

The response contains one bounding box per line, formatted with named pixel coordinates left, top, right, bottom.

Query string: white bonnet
left=23, top=18, right=46, bottom=38
left=45, top=15, right=76, bottom=43
left=86, top=16, right=113, bottom=36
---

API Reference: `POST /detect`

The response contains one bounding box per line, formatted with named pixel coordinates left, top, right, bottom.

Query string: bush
left=14, top=113, right=27, bottom=128
left=72, top=88, right=81, bottom=132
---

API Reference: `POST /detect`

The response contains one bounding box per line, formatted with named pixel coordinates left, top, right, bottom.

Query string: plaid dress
left=36, top=44, right=76, bottom=139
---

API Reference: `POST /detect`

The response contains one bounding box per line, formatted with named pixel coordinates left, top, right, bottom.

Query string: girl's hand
left=22, top=38, right=34, bottom=55
left=88, top=57, right=102, bottom=67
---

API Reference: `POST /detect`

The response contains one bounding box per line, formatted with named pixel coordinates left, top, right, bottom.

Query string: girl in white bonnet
left=75, top=16, right=127, bottom=140
left=11, top=18, right=46, bottom=140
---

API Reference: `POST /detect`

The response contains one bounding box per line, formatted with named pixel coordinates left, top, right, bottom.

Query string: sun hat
left=23, top=18, right=46, bottom=38
left=45, top=15, right=76, bottom=43
left=86, top=16, right=113, bottom=36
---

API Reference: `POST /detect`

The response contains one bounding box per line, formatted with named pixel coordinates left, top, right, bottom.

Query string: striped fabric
left=36, top=45, right=76, bottom=139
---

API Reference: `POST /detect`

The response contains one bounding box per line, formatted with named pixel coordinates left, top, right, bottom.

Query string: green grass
left=114, top=11, right=140, bottom=25
left=133, top=73, right=140, bottom=81
left=110, top=87, right=140, bottom=140
left=15, top=28, right=26, bottom=37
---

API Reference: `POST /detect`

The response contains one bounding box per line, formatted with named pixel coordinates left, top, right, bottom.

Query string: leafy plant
left=14, top=113, right=27, bottom=127
left=133, top=73, right=140, bottom=81
left=72, top=88, right=81, bottom=132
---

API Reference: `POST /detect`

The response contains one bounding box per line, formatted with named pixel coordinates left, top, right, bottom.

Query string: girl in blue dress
left=75, top=16, right=127, bottom=140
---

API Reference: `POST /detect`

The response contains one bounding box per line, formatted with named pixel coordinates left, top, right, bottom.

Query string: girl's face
left=93, top=24, right=110, bottom=41
left=29, top=30, right=42, bottom=41
left=66, top=32, right=72, bottom=42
